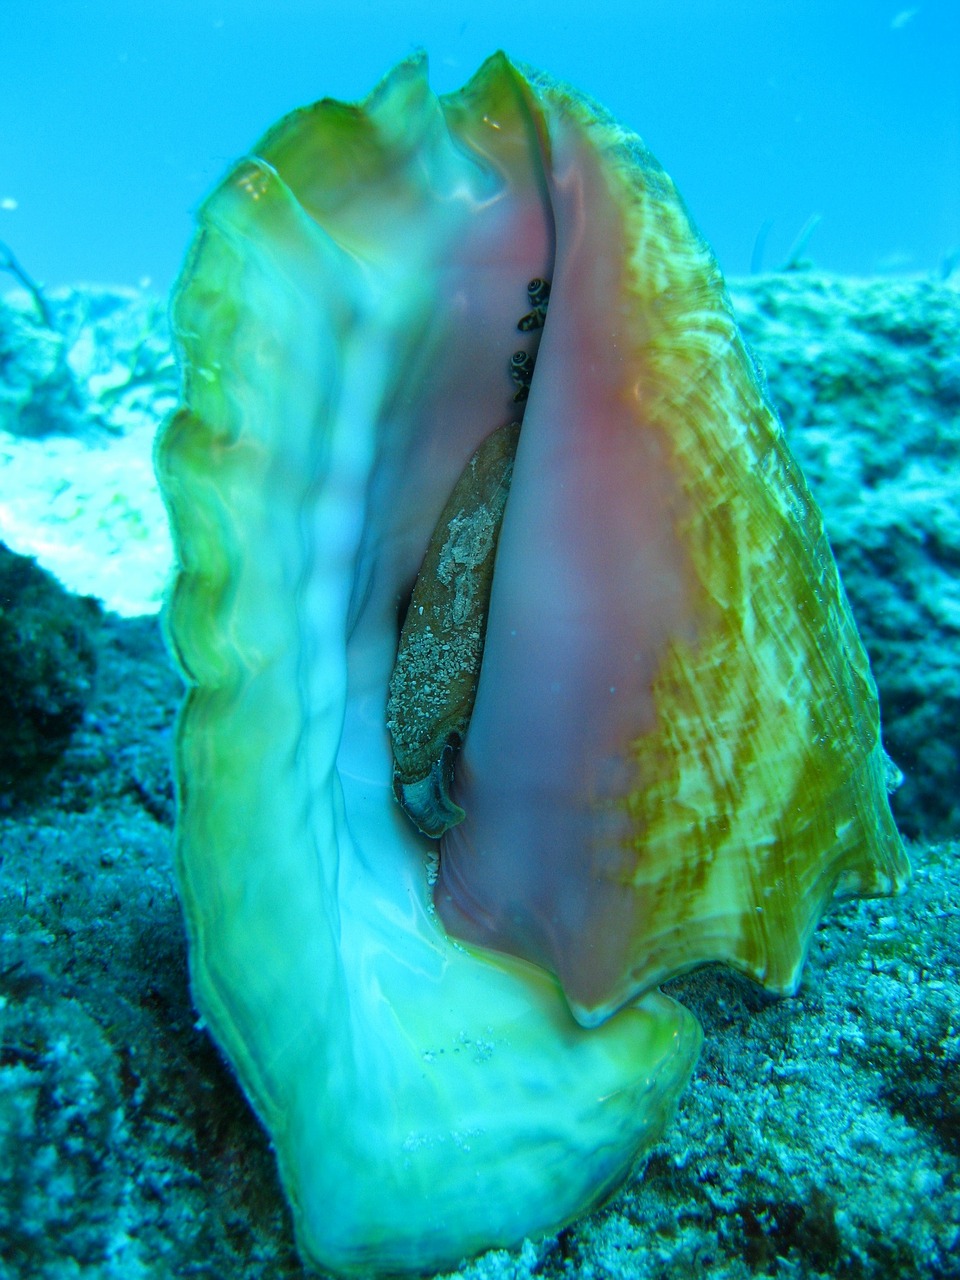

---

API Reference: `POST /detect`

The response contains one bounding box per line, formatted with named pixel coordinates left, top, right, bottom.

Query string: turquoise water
left=2, top=0, right=958, bottom=292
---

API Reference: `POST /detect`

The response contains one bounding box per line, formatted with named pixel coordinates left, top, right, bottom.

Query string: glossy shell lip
left=156, top=49, right=909, bottom=1278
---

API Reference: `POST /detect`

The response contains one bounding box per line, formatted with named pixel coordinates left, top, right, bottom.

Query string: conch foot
left=387, top=419, right=520, bottom=837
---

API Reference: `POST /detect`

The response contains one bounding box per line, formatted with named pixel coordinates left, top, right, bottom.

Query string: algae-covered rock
left=731, top=274, right=960, bottom=839
left=0, top=542, right=101, bottom=796
left=0, top=284, right=177, bottom=441
left=0, top=297, right=87, bottom=438
left=0, top=289, right=176, bottom=616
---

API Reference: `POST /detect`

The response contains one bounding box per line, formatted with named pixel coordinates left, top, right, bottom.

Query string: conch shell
left=156, top=52, right=908, bottom=1277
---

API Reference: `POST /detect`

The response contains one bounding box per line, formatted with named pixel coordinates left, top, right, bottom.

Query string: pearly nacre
left=156, top=52, right=909, bottom=1277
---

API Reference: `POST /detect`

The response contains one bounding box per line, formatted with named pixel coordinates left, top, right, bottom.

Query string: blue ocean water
left=1, top=0, right=958, bottom=294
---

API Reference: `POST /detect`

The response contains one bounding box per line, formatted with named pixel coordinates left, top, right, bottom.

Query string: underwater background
left=1, top=2, right=959, bottom=1277
left=2, top=1, right=960, bottom=289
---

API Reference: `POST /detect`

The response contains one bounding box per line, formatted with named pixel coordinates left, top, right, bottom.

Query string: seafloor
left=0, top=273, right=957, bottom=1278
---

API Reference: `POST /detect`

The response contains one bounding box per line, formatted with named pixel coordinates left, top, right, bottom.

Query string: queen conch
left=155, top=52, right=909, bottom=1277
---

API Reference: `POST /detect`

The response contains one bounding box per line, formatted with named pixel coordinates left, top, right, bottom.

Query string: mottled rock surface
left=0, top=297, right=85, bottom=439
left=0, top=543, right=101, bottom=797
left=731, top=274, right=960, bottom=840
left=0, top=288, right=175, bottom=615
